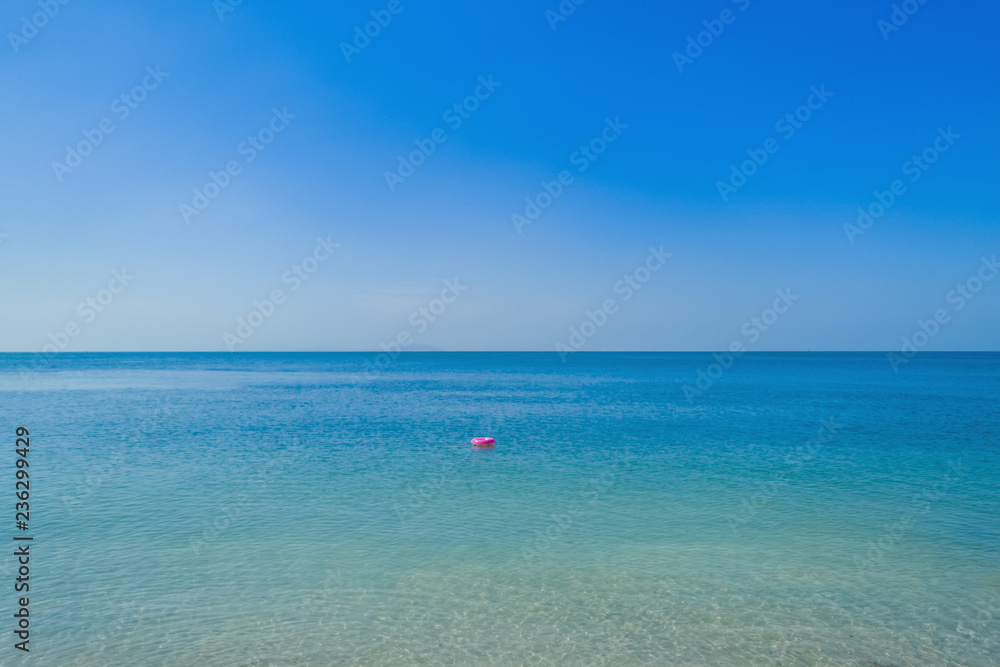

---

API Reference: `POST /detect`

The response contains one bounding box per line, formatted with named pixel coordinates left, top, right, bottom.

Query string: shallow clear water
left=1, top=352, right=998, bottom=665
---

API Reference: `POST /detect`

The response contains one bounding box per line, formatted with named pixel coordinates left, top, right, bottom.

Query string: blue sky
left=0, top=0, right=997, bottom=352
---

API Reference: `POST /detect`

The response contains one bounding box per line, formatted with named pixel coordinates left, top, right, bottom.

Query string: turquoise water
left=1, top=352, right=998, bottom=666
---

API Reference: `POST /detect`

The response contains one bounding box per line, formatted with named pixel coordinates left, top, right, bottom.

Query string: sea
left=0, top=352, right=997, bottom=666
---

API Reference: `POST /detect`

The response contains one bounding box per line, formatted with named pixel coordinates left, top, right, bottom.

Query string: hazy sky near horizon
left=0, top=0, right=997, bottom=352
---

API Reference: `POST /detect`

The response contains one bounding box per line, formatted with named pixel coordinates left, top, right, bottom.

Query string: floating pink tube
left=471, top=437, right=495, bottom=449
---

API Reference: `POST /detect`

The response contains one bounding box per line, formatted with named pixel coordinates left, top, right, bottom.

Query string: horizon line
left=1, top=350, right=998, bottom=355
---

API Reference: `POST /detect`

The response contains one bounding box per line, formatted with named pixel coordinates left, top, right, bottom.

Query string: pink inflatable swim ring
left=471, top=437, right=495, bottom=449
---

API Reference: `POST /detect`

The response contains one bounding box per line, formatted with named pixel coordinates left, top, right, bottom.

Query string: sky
left=0, top=0, right=997, bottom=352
